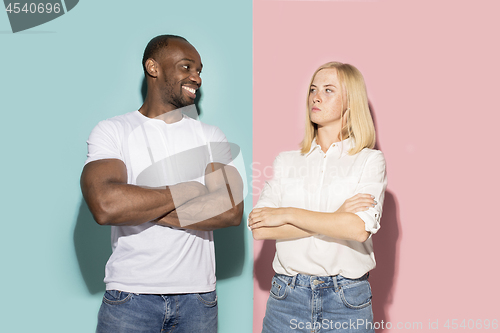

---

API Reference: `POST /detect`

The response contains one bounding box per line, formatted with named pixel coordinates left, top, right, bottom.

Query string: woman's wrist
left=285, top=207, right=299, bottom=225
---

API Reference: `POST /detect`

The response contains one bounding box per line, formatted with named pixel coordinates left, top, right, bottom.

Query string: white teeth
left=183, top=86, right=196, bottom=94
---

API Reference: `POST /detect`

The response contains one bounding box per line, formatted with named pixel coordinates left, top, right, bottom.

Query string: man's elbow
left=226, top=202, right=244, bottom=227
left=87, top=199, right=116, bottom=226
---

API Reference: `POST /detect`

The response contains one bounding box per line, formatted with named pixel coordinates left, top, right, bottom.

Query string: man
left=80, top=35, right=244, bottom=333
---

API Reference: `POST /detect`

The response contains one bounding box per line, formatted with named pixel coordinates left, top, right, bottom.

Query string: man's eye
left=197, top=70, right=202, bottom=75
left=182, top=65, right=190, bottom=70
left=326, top=89, right=332, bottom=93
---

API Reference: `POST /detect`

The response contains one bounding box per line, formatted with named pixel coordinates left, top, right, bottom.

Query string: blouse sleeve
left=354, top=150, right=388, bottom=235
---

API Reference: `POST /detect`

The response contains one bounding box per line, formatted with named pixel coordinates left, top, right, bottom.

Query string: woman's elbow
left=252, top=228, right=267, bottom=240
left=357, top=230, right=371, bottom=243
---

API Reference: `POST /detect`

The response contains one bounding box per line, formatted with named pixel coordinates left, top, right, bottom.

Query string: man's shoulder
left=98, top=111, right=140, bottom=126
left=91, top=111, right=141, bottom=134
left=183, top=116, right=226, bottom=138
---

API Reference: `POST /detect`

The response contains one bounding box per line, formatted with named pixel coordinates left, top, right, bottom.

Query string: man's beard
left=162, top=79, right=194, bottom=109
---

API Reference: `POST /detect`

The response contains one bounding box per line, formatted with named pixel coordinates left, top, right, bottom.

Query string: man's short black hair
left=142, top=35, right=188, bottom=75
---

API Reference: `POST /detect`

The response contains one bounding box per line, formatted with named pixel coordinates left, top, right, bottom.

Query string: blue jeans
left=96, top=290, right=218, bottom=333
left=262, top=273, right=374, bottom=333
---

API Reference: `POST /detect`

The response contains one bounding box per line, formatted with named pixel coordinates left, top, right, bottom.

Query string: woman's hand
left=248, top=207, right=292, bottom=230
left=336, top=193, right=376, bottom=214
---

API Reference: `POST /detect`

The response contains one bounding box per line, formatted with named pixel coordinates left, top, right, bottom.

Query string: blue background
left=0, top=1, right=253, bottom=332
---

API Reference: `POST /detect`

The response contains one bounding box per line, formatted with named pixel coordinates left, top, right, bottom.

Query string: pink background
left=253, top=0, right=500, bottom=331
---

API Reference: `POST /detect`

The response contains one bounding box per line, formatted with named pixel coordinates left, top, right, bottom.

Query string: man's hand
left=155, top=163, right=244, bottom=230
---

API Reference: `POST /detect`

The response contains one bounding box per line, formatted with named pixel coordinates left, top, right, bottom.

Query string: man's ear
left=145, top=58, right=158, bottom=78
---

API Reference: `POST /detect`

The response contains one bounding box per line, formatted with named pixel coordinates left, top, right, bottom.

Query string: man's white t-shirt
left=85, top=110, right=231, bottom=294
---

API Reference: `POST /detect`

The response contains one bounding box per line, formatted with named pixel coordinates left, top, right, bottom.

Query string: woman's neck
left=316, top=125, right=342, bottom=153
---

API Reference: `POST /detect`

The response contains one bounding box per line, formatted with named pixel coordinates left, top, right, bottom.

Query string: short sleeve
left=354, top=150, right=387, bottom=235
left=207, top=126, right=233, bottom=166
left=85, top=120, right=123, bottom=165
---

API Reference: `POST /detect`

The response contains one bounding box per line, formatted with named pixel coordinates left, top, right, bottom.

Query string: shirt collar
left=305, top=137, right=355, bottom=157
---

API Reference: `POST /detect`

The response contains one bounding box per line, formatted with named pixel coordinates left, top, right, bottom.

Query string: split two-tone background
left=1, top=0, right=499, bottom=332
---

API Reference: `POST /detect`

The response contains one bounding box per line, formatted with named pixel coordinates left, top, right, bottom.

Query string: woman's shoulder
left=269, top=150, right=306, bottom=169
left=275, top=149, right=303, bottom=160
left=357, top=147, right=386, bottom=166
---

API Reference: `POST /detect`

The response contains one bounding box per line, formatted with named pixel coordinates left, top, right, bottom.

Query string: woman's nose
left=313, top=93, right=321, bottom=103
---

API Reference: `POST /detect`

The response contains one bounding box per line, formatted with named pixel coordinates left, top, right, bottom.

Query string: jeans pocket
left=339, top=280, right=372, bottom=309
left=196, top=290, right=218, bottom=307
left=269, top=276, right=288, bottom=300
left=102, top=290, right=134, bottom=305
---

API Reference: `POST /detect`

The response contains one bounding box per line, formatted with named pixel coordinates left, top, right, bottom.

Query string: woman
left=249, top=62, right=387, bottom=333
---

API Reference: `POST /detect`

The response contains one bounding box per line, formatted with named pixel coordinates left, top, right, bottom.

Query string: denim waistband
left=274, top=272, right=369, bottom=290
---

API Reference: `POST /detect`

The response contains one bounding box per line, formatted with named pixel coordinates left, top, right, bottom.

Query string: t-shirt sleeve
left=354, top=150, right=388, bottom=235
left=85, top=120, right=123, bottom=165
left=206, top=126, right=234, bottom=166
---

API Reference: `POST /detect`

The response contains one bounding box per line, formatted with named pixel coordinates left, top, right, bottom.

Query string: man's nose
left=189, top=72, right=202, bottom=86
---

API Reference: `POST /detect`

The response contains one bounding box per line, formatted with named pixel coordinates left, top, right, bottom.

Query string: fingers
left=342, top=193, right=377, bottom=213
left=248, top=213, right=263, bottom=230
left=248, top=209, right=261, bottom=228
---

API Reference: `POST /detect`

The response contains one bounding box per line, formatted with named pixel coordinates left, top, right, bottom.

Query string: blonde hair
left=300, top=62, right=376, bottom=155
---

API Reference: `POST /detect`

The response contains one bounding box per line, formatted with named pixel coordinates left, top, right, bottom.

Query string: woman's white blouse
left=254, top=138, right=387, bottom=278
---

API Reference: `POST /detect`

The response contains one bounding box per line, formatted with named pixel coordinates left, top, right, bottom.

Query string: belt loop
left=290, top=275, right=297, bottom=289
left=333, top=275, right=339, bottom=291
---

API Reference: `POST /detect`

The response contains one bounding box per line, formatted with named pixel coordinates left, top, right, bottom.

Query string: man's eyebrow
left=177, top=58, right=203, bottom=69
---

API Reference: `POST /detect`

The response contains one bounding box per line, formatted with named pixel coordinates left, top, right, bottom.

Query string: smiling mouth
left=182, top=86, right=197, bottom=98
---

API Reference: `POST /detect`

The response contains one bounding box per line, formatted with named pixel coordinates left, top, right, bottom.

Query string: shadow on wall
left=254, top=240, right=276, bottom=291
left=73, top=199, right=111, bottom=295
left=369, top=101, right=401, bottom=332
left=370, top=191, right=401, bottom=332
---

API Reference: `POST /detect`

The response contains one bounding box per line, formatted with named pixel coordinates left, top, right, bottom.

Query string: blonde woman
left=249, top=62, right=387, bottom=333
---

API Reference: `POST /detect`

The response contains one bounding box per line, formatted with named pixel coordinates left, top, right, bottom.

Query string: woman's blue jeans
left=262, top=273, right=374, bottom=333
left=96, top=290, right=218, bottom=333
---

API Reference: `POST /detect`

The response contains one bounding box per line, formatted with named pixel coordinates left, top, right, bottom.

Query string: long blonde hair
left=300, top=62, right=376, bottom=155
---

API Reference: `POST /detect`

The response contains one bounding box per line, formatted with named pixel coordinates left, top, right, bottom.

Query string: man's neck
left=139, top=96, right=183, bottom=124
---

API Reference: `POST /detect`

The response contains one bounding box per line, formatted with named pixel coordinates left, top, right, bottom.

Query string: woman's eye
left=326, top=89, right=332, bottom=93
